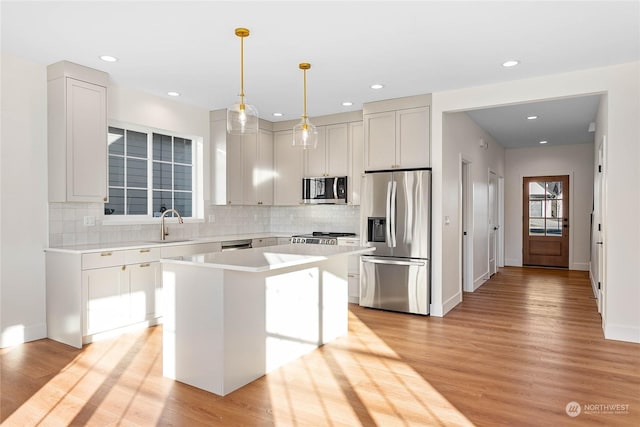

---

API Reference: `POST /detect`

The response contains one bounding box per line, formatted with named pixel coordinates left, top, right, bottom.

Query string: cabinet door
left=326, top=124, right=348, bottom=177
left=226, top=133, right=244, bottom=205
left=304, top=126, right=327, bottom=177
left=129, top=262, right=160, bottom=321
left=256, top=129, right=274, bottom=205
left=274, top=131, right=303, bottom=205
left=364, top=111, right=396, bottom=171
left=397, top=107, right=430, bottom=168
left=348, top=122, right=364, bottom=205
left=66, top=78, right=107, bottom=202
left=242, top=133, right=259, bottom=205
left=83, top=266, right=127, bottom=335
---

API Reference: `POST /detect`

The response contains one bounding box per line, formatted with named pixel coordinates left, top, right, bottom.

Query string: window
left=105, top=125, right=198, bottom=219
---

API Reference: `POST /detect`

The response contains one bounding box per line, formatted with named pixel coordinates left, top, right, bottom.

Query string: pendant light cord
left=302, top=68, right=307, bottom=120
left=239, top=34, right=245, bottom=104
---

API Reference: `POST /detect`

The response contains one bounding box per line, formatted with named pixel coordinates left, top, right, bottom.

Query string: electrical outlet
left=83, top=216, right=95, bottom=226
left=208, top=214, right=216, bottom=223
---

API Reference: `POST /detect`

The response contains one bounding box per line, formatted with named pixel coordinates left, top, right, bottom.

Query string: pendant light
left=227, top=27, right=258, bottom=134
left=292, top=63, right=317, bottom=149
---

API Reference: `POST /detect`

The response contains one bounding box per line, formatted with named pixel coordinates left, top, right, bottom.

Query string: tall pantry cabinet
left=47, top=61, right=109, bottom=202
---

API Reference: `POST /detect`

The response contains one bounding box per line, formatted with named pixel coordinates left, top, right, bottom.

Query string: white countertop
left=162, top=244, right=374, bottom=273
left=44, top=232, right=295, bottom=254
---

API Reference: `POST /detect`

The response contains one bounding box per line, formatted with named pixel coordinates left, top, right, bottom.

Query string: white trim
left=505, top=258, right=521, bottom=266
left=571, top=262, right=590, bottom=271
left=0, top=322, right=47, bottom=348
left=604, top=322, right=640, bottom=344
left=430, top=291, right=463, bottom=317
left=473, top=273, right=489, bottom=291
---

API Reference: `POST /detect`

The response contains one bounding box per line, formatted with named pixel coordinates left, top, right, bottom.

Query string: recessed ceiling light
left=99, top=55, right=118, bottom=62
left=167, top=91, right=180, bottom=97
left=502, top=60, right=520, bottom=67
left=370, top=84, right=384, bottom=90
left=527, top=115, right=538, bottom=120
left=539, top=140, right=548, bottom=144
left=342, top=101, right=353, bottom=107
left=272, top=112, right=283, bottom=117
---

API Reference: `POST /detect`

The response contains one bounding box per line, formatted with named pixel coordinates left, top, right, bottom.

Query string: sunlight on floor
left=267, top=310, right=475, bottom=426
left=3, top=329, right=169, bottom=426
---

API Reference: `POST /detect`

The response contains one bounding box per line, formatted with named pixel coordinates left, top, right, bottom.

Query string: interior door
left=523, top=175, right=570, bottom=268
left=488, top=171, right=498, bottom=276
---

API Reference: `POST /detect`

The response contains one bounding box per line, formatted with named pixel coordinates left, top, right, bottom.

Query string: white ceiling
left=2, top=1, right=639, bottom=146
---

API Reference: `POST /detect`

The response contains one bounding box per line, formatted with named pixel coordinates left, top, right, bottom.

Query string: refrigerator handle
left=385, top=181, right=392, bottom=247
left=361, top=257, right=426, bottom=267
left=390, top=180, right=397, bottom=247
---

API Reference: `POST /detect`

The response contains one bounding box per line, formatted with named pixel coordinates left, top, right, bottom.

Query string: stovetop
left=294, top=232, right=356, bottom=238
left=291, top=232, right=357, bottom=245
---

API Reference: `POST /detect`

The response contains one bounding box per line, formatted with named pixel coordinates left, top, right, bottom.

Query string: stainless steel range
left=291, top=232, right=356, bottom=245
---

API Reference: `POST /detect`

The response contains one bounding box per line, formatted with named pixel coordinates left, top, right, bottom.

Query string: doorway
left=489, top=171, right=499, bottom=276
left=523, top=175, right=570, bottom=268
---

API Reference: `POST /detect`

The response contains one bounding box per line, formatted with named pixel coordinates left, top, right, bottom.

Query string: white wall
left=431, top=62, right=640, bottom=343
left=504, top=143, right=594, bottom=270
left=0, top=54, right=48, bottom=347
left=439, top=112, right=504, bottom=314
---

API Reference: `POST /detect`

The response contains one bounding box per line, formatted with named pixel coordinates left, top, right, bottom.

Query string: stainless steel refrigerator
left=359, top=168, right=431, bottom=315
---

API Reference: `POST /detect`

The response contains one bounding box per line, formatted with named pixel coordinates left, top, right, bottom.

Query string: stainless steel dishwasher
left=220, top=239, right=252, bottom=251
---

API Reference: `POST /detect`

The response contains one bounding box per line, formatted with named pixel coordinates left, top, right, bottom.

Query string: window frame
left=103, top=121, right=204, bottom=224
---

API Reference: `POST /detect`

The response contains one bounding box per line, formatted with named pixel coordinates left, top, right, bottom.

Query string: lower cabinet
left=46, top=241, right=222, bottom=348
left=252, top=237, right=277, bottom=248
left=339, top=237, right=361, bottom=303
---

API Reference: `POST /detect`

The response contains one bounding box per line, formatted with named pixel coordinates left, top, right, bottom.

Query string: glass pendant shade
left=227, top=102, right=258, bottom=135
left=227, top=27, right=258, bottom=135
left=292, top=62, right=317, bottom=149
left=293, top=118, right=318, bottom=149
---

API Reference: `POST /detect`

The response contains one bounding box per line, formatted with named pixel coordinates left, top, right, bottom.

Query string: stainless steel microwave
left=302, top=176, right=348, bottom=204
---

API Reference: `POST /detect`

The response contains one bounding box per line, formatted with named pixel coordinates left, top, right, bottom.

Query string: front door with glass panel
left=523, top=175, right=569, bottom=268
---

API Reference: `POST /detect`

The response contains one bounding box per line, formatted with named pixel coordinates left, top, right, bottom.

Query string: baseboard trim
left=473, top=273, right=489, bottom=291
left=441, top=291, right=462, bottom=316
left=505, top=258, right=521, bottom=267
left=571, top=262, right=590, bottom=271
left=1, top=322, right=47, bottom=348
left=604, top=322, right=640, bottom=344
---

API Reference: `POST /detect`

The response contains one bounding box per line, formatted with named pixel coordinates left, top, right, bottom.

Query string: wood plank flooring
left=2, top=267, right=639, bottom=426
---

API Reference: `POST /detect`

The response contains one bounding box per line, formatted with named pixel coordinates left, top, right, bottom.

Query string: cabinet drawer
left=124, top=247, right=160, bottom=264
left=82, top=250, right=126, bottom=270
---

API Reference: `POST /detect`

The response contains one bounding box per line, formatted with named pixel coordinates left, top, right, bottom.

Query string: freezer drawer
left=359, top=256, right=430, bottom=315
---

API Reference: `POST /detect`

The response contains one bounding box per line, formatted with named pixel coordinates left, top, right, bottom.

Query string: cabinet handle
left=139, top=249, right=151, bottom=253
left=100, top=252, right=112, bottom=257
left=121, top=265, right=126, bottom=271
left=103, top=197, right=108, bottom=202
left=228, top=201, right=232, bottom=204
left=140, top=263, right=151, bottom=268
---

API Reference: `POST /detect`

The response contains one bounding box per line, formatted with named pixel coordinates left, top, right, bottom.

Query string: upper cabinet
left=304, top=124, right=348, bottom=177
left=243, top=130, right=274, bottom=205
left=363, top=94, right=431, bottom=171
left=209, top=110, right=274, bottom=206
left=273, top=130, right=303, bottom=206
left=348, top=121, right=364, bottom=205
left=47, top=61, right=109, bottom=202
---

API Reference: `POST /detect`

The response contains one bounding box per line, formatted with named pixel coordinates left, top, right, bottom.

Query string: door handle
left=385, top=181, right=392, bottom=247
left=362, top=257, right=426, bottom=267
left=596, top=241, right=603, bottom=245
left=390, top=180, right=397, bottom=248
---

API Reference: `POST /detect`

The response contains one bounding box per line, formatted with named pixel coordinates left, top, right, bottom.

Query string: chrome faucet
left=160, top=209, right=184, bottom=240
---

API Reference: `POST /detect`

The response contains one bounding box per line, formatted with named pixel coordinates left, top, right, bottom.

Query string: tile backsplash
left=48, top=203, right=360, bottom=246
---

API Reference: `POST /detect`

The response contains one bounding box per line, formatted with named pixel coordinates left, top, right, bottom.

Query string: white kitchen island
left=161, top=244, right=374, bottom=396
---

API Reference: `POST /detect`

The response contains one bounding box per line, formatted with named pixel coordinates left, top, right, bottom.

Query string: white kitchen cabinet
left=304, top=124, right=348, bottom=177
left=129, top=262, right=161, bottom=320
left=47, top=61, right=109, bottom=202
left=243, top=129, right=274, bottom=205
left=226, top=134, right=244, bottom=205
left=338, top=237, right=362, bottom=303
left=274, top=130, right=304, bottom=205
left=252, top=237, right=277, bottom=248
left=348, top=121, right=364, bottom=205
left=364, top=100, right=430, bottom=171
left=83, top=265, right=128, bottom=335
left=46, top=241, right=222, bottom=348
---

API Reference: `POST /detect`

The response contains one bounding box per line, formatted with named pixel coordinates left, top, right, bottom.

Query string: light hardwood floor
left=2, top=267, right=639, bottom=426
